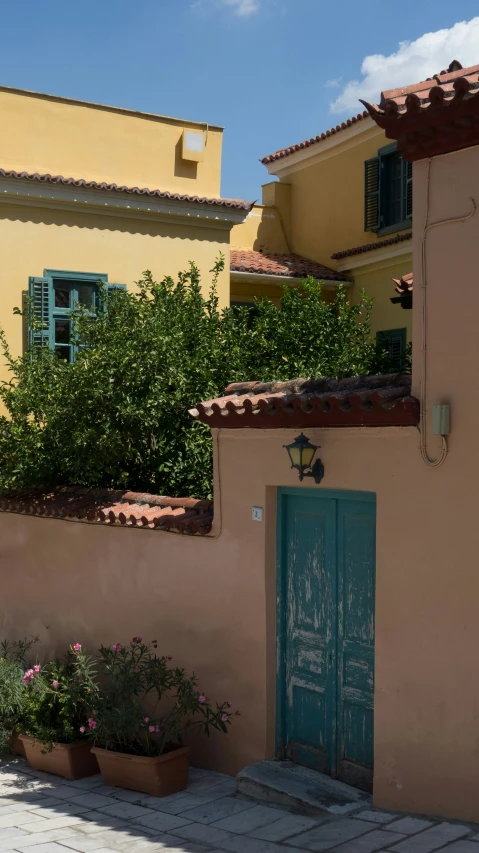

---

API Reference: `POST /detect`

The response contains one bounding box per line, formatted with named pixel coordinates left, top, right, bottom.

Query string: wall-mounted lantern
left=284, top=433, right=324, bottom=484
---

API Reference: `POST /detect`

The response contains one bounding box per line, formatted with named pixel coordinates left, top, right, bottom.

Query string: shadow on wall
left=0, top=205, right=230, bottom=245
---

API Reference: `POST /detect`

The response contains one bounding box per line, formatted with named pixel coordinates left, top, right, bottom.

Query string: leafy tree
left=0, top=258, right=398, bottom=499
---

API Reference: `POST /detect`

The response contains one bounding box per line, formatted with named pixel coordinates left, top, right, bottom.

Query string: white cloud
left=221, top=0, right=259, bottom=15
left=324, top=77, right=342, bottom=89
left=330, top=17, right=479, bottom=115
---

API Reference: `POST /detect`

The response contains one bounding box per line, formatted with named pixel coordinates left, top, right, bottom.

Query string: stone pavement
left=1, top=758, right=479, bottom=853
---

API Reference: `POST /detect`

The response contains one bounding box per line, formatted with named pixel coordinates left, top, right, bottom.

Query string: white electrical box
left=432, top=403, right=451, bottom=436
left=182, top=129, right=205, bottom=162
left=252, top=507, right=263, bottom=522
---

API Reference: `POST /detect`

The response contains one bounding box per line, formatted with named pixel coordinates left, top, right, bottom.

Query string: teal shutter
left=106, top=283, right=127, bottom=297
left=404, top=160, right=413, bottom=220
left=364, top=157, right=380, bottom=232
left=28, top=276, right=52, bottom=349
left=376, top=328, right=407, bottom=370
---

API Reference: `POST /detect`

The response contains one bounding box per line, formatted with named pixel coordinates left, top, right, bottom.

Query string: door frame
left=275, top=486, right=376, bottom=767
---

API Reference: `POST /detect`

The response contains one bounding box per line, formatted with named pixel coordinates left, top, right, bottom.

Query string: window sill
left=377, top=219, right=412, bottom=237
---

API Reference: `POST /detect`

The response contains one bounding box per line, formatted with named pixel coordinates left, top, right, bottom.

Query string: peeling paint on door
left=276, top=488, right=376, bottom=793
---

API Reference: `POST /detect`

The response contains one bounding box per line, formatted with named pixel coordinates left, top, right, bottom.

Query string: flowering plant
left=0, top=637, right=38, bottom=754
left=22, top=644, right=99, bottom=751
left=89, top=637, right=238, bottom=757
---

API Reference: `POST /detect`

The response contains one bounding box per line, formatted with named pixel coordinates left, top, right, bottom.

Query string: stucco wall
left=230, top=203, right=289, bottom=254
left=3, top=412, right=479, bottom=820
left=350, top=257, right=413, bottom=340
left=0, top=203, right=230, bottom=377
left=0, top=88, right=223, bottom=197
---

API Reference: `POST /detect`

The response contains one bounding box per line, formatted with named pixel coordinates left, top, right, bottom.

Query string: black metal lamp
left=284, top=433, right=324, bottom=484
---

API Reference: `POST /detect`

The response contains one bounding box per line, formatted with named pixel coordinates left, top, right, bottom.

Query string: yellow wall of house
left=0, top=204, right=230, bottom=386
left=275, top=125, right=411, bottom=263
left=0, top=88, right=223, bottom=197
left=230, top=203, right=289, bottom=253
left=349, top=257, right=413, bottom=341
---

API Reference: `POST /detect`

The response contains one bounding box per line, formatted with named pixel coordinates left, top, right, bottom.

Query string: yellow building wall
left=230, top=276, right=337, bottom=305
left=230, top=203, right=289, bottom=253
left=0, top=88, right=223, bottom=197
left=350, top=257, right=413, bottom=341
left=276, top=125, right=410, bottom=265
left=0, top=203, right=230, bottom=384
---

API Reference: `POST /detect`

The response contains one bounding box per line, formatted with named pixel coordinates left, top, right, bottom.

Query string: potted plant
left=90, top=637, right=237, bottom=797
left=19, top=643, right=100, bottom=779
left=0, top=637, right=38, bottom=756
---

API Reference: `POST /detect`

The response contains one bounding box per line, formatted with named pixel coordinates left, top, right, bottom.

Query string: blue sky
left=1, top=1, right=478, bottom=201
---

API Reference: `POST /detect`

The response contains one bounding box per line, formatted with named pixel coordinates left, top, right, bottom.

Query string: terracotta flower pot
left=10, top=730, right=26, bottom=756
left=19, top=735, right=99, bottom=780
left=91, top=745, right=189, bottom=797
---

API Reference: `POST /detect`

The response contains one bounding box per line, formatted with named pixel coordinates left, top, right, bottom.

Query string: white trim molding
left=336, top=243, right=412, bottom=274
left=0, top=176, right=249, bottom=230
left=230, top=270, right=352, bottom=288
left=265, top=119, right=383, bottom=178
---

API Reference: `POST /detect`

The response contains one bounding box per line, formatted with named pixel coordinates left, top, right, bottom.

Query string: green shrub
left=0, top=258, right=395, bottom=499
left=0, top=637, right=38, bottom=754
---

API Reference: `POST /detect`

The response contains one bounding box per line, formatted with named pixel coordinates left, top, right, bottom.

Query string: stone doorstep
left=237, top=760, right=372, bottom=818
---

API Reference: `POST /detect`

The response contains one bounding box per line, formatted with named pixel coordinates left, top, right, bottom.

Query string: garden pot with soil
left=19, top=736, right=99, bottom=780
left=91, top=745, right=189, bottom=797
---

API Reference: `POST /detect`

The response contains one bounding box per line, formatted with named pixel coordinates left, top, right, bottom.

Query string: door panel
left=278, top=489, right=376, bottom=792
left=337, top=500, right=376, bottom=791
left=284, top=497, right=336, bottom=773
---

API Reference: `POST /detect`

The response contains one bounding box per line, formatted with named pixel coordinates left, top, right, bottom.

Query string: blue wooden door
left=277, top=488, right=376, bottom=792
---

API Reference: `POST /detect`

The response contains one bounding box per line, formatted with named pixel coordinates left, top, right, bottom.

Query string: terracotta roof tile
left=190, top=374, right=419, bottom=429
left=0, top=168, right=254, bottom=211
left=331, top=231, right=412, bottom=260
left=361, top=60, right=479, bottom=160
left=230, top=249, right=349, bottom=282
left=393, top=272, right=413, bottom=294
left=261, top=111, right=369, bottom=164
left=0, top=487, right=213, bottom=535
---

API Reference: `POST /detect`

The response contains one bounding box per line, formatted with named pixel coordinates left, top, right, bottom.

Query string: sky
left=1, top=1, right=479, bottom=201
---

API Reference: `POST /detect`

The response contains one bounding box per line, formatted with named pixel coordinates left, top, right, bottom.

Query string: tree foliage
left=0, top=258, right=399, bottom=499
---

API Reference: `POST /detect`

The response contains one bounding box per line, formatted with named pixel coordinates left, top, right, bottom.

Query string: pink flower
left=155, top=725, right=160, bottom=733
left=151, top=640, right=158, bottom=648
left=149, top=725, right=156, bottom=733
left=23, top=669, right=34, bottom=685
left=112, top=644, right=122, bottom=652
left=33, top=664, right=41, bottom=673
left=79, top=726, right=86, bottom=733
left=226, top=701, right=232, bottom=708
left=132, top=636, right=142, bottom=643
left=52, top=680, right=59, bottom=689
left=167, top=656, right=172, bottom=661
left=140, top=723, right=145, bottom=728
left=91, top=710, right=98, bottom=715
left=144, top=716, right=150, bottom=723
left=221, top=714, right=229, bottom=722
left=73, top=643, right=82, bottom=652
left=199, top=695, right=206, bottom=704
left=87, top=718, right=97, bottom=729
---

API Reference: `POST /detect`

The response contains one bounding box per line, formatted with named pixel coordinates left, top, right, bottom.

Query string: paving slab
left=389, top=823, right=471, bottom=853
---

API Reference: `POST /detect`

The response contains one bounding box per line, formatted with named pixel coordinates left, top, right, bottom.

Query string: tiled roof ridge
left=0, top=168, right=254, bottom=211
left=0, top=486, right=213, bottom=535
left=230, top=248, right=349, bottom=282
left=361, top=59, right=479, bottom=122
left=331, top=231, right=412, bottom=260
left=393, top=271, right=413, bottom=294
left=261, top=111, right=369, bottom=165
left=190, top=373, right=419, bottom=429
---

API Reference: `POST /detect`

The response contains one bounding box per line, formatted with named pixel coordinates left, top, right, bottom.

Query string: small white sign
left=252, top=507, right=263, bottom=522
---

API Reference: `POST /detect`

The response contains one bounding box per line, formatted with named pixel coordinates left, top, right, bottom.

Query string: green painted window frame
left=28, top=270, right=126, bottom=360
left=364, top=143, right=412, bottom=235
left=376, top=327, right=407, bottom=370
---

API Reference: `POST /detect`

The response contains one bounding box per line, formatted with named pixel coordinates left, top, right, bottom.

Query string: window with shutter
left=376, top=328, right=407, bottom=370
left=364, top=143, right=412, bottom=234
left=364, top=157, right=380, bottom=232
left=28, top=271, right=126, bottom=361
